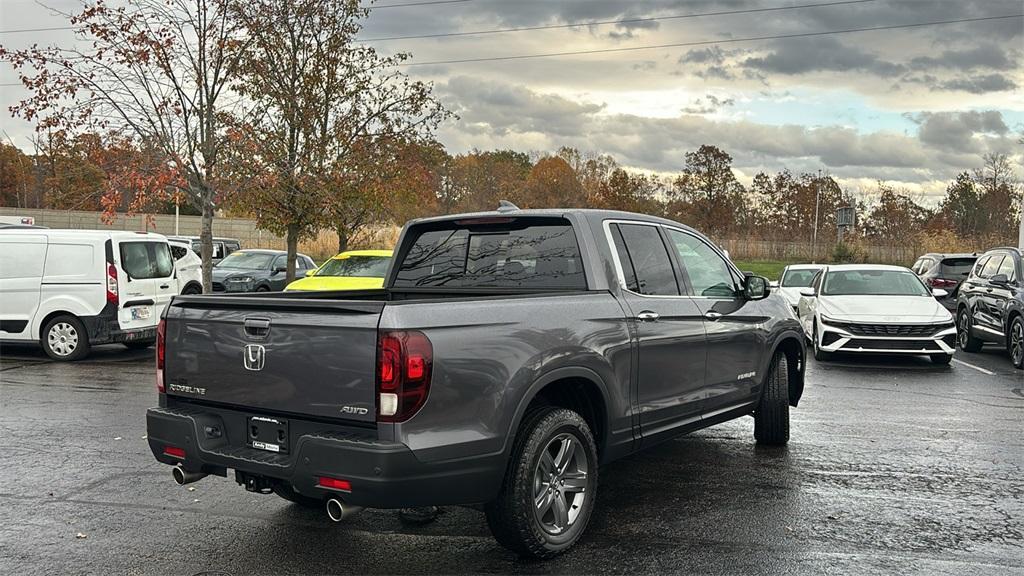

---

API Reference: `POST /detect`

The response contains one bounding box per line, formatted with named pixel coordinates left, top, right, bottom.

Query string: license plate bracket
left=130, top=306, right=151, bottom=320
left=248, top=415, right=289, bottom=454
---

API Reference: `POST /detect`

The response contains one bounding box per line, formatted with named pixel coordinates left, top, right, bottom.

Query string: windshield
left=822, top=269, right=930, bottom=296
left=216, top=251, right=274, bottom=270
left=781, top=268, right=818, bottom=287
left=317, top=255, right=390, bottom=277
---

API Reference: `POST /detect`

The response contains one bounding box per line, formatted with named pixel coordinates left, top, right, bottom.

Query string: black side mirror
left=745, top=275, right=770, bottom=300
left=990, top=273, right=1010, bottom=287
left=273, top=266, right=287, bottom=274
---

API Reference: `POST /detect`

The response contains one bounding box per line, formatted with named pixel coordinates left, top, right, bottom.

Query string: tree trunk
left=285, top=223, right=299, bottom=284
left=199, top=189, right=215, bottom=293
left=336, top=225, right=348, bottom=253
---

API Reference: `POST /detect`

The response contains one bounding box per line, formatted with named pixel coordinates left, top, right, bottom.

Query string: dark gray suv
left=956, top=247, right=1023, bottom=369
left=211, top=249, right=316, bottom=292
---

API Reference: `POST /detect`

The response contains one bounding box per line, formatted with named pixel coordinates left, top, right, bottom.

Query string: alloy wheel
left=957, top=312, right=970, bottom=349
left=1011, top=320, right=1023, bottom=367
left=533, top=433, right=589, bottom=535
left=47, top=322, right=79, bottom=357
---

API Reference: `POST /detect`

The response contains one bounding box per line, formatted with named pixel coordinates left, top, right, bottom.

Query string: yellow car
left=284, top=249, right=393, bottom=291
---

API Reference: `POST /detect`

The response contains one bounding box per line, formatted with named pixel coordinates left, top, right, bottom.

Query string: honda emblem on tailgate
left=243, top=344, right=266, bottom=371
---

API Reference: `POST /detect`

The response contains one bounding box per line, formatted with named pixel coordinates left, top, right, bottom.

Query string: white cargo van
left=0, top=230, right=178, bottom=360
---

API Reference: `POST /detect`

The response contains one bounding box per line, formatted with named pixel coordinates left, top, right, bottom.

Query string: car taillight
left=376, top=330, right=432, bottom=423
left=163, top=445, right=185, bottom=459
left=156, top=318, right=166, bottom=393
left=928, top=278, right=957, bottom=289
left=106, top=262, right=119, bottom=305
left=317, top=476, right=352, bottom=492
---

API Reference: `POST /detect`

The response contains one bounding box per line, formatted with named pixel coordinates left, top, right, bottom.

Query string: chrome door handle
left=704, top=311, right=723, bottom=320
left=637, top=311, right=660, bottom=322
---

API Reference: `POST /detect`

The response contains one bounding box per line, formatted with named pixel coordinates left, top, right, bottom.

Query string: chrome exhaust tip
left=172, top=464, right=207, bottom=485
left=326, top=498, right=364, bottom=522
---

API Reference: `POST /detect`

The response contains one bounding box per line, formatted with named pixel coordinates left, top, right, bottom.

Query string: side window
left=154, top=243, right=173, bottom=277
left=273, top=255, right=287, bottom=270
left=811, top=271, right=823, bottom=291
left=120, top=242, right=172, bottom=279
left=610, top=225, right=639, bottom=292
left=912, top=258, right=925, bottom=274
left=980, top=255, right=1003, bottom=279
left=170, top=245, right=188, bottom=260
left=666, top=229, right=737, bottom=298
left=972, top=256, right=990, bottom=278
left=996, top=255, right=1016, bottom=281
left=615, top=224, right=679, bottom=296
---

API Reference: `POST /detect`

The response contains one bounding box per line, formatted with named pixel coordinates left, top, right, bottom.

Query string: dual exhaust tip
left=171, top=466, right=362, bottom=522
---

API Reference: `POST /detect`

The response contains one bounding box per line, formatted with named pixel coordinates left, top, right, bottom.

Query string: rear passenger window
left=120, top=242, right=173, bottom=279
left=615, top=224, right=679, bottom=296
left=972, top=256, right=989, bottom=277
left=170, top=245, right=188, bottom=260
left=394, top=218, right=586, bottom=290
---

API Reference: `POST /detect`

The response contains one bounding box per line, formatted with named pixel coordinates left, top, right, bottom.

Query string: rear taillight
left=376, top=330, right=432, bottom=423
left=928, top=278, right=957, bottom=289
left=156, top=319, right=166, bottom=393
left=106, top=262, right=119, bottom=305
left=317, top=476, right=352, bottom=492
left=163, top=445, right=185, bottom=459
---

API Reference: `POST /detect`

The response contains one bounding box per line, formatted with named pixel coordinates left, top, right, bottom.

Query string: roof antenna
left=496, top=200, right=520, bottom=213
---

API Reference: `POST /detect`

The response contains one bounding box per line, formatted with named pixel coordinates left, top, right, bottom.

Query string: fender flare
left=500, top=365, right=613, bottom=461
left=762, top=329, right=806, bottom=407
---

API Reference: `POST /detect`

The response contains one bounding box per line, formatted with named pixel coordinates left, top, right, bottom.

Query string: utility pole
left=811, top=169, right=822, bottom=263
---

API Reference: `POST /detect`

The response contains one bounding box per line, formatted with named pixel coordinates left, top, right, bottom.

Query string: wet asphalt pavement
left=0, top=342, right=1021, bottom=576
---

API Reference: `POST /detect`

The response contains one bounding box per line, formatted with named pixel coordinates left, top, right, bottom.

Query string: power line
left=359, top=0, right=879, bottom=42
left=0, top=0, right=475, bottom=34
left=402, top=13, right=1024, bottom=66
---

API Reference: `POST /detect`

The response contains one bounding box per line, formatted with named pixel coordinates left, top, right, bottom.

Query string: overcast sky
left=1, top=0, right=1022, bottom=202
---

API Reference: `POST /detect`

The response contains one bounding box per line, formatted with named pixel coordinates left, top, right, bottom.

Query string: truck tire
left=41, top=315, right=90, bottom=361
left=957, top=308, right=983, bottom=353
left=485, top=406, right=598, bottom=559
left=754, top=352, right=790, bottom=446
left=272, top=484, right=321, bottom=508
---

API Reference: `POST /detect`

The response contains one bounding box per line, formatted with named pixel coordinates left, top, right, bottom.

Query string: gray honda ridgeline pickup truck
left=147, top=207, right=806, bottom=558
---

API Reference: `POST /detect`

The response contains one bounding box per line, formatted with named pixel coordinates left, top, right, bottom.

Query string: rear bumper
left=81, top=304, right=157, bottom=344
left=146, top=403, right=504, bottom=508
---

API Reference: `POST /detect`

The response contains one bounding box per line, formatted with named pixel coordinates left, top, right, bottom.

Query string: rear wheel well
left=525, top=377, right=607, bottom=460
left=773, top=337, right=804, bottom=407
left=36, top=310, right=79, bottom=340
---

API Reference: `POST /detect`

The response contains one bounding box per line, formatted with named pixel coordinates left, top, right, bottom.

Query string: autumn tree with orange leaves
left=1, top=0, right=246, bottom=291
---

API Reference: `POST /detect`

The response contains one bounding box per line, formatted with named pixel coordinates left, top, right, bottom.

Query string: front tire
left=485, top=406, right=598, bottom=559
left=1008, top=316, right=1023, bottom=370
left=754, top=352, right=790, bottom=445
left=41, top=315, right=90, bottom=361
left=957, top=309, right=983, bottom=353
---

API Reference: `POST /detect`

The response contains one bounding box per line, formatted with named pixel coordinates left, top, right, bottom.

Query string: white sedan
left=774, top=263, right=824, bottom=310
left=796, top=264, right=957, bottom=364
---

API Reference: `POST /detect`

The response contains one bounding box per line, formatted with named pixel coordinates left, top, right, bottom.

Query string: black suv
left=956, top=247, right=1023, bottom=369
left=912, top=252, right=978, bottom=311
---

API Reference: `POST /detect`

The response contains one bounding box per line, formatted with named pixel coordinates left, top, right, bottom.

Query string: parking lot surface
left=0, top=343, right=1021, bottom=575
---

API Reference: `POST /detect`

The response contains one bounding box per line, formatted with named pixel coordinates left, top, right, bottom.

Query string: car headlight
left=227, top=276, right=253, bottom=283
left=819, top=314, right=843, bottom=326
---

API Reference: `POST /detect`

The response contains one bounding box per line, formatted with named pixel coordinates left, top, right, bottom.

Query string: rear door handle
left=637, top=311, right=660, bottom=322
left=159, top=284, right=170, bottom=289
left=704, top=311, right=723, bottom=320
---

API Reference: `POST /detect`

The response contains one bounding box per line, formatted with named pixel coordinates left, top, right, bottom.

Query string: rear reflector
left=156, top=319, right=166, bottom=393
left=318, top=476, right=352, bottom=491
left=163, top=446, right=185, bottom=459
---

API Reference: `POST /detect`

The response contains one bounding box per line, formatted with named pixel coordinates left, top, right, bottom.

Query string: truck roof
left=409, top=208, right=702, bottom=235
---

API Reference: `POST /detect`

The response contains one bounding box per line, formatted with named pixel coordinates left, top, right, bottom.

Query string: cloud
left=936, top=73, right=1018, bottom=94
left=907, top=110, right=1009, bottom=153
left=909, top=44, right=1017, bottom=72
left=742, top=37, right=906, bottom=77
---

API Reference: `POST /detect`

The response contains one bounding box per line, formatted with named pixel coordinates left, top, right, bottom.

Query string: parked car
left=774, top=264, right=825, bottom=310
left=147, top=206, right=807, bottom=558
left=911, top=252, right=978, bottom=311
left=956, top=247, right=1023, bottom=369
left=211, top=249, right=316, bottom=292
left=285, top=250, right=393, bottom=292
left=168, top=239, right=203, bottom=295
left=796, top=264, right=956, bottom=364
left=0, top=229, right=176, bottom=360
left=167, top=235, right=242, bottom=263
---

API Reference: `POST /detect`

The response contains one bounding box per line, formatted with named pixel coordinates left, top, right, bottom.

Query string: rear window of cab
left=393, top=217, right=586, bottom=290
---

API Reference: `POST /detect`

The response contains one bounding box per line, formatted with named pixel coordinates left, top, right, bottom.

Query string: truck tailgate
left=163, top=297, right=383, bottom=423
